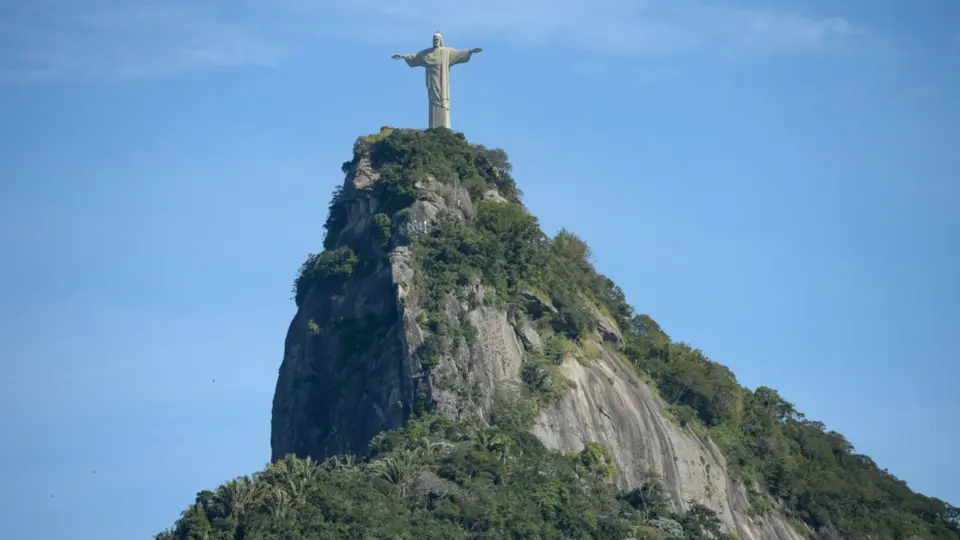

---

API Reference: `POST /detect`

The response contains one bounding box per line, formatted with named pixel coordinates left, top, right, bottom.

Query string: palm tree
left=412, top=436, right=451, bottom=459
left=487, top=433, right=512, bottom=464
left=250, top=454, right=319, bottom=515
left=214, top=476, right=261, bottom=521
left=323, top=453, right=357, bottom=471
left=258, top=455, right=318, bottom=486
left=464, top=418, right=492, bottom=448
left=369, top=449, right=423, bottom=499
left=264, top=487, right=292, bottom=520
left=283, top=475, right=310, bottom=507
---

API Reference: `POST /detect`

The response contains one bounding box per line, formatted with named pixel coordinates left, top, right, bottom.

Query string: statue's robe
left=398, top=46, right=476, bottom=129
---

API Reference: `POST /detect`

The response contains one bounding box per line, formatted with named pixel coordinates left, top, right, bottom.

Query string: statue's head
left=433, top=32, right=443, bottom=48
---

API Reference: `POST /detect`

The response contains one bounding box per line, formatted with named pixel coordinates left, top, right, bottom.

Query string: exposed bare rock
left=533, top=347, right=806, bottom=540
left=271, top=133, right=811, bottom=540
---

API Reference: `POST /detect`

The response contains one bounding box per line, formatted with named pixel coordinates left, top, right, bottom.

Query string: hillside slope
left=159, top=128, right=959, bottom=540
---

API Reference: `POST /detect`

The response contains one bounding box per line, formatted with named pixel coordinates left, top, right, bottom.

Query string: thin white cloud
left=325, top=0, right=861, bottom=55
left=0, top=1, right=285, bottom=81
left=0, top=0, right=862, bottom=82
left=705, top=8, right=857, bottom=51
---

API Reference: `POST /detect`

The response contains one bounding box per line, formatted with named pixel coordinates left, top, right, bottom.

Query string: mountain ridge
left=159, top=127, right=959, bottom=540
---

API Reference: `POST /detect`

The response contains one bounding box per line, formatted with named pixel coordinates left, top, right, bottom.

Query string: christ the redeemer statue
left=392, top=32, right=482, bottom=130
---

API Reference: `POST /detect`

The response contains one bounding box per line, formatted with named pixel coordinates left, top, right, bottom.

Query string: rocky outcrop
left=534, top=348, right=807, bottom=540
left=270, top=155, right=419, bottom=461
left=271, top=132, right=810, bottom=540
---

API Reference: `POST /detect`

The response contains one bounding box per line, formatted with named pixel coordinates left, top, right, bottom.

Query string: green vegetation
left=617, top=317, right=960, bottom=538
left=520, top=333, right=575, bottom=406
left=410, top=201, right=546, bottom=338
left=364, top=127, right=520, bottom=205
left=322, top=185, right=348, bottom=251
left=279, top=127, right=960, bottom=539
left=292, top=247, right=358, bottom=307
left=578, top=442, right=617, bottom=480
left=418, top=334, right=443, bottom=369
left=313, top=128, right=605, bottom=345
left=372, top=212, right=392, bottom=248
left=157, top=415, right=734, bottom=540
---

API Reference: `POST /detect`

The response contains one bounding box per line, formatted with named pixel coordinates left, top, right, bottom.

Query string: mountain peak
left=160, top=128, right=960, bottom=540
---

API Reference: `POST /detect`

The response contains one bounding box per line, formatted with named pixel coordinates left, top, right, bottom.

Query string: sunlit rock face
left=271, top=132, right=810, bottom=540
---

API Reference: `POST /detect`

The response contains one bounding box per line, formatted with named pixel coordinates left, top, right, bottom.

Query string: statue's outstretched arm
left=449, top=47, right=482, bottom=66
left=392, top=53, right=424, bottom=67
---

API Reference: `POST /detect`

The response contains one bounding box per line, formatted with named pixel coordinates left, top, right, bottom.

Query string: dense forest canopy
left=157, top=414, right=739, bottom=540
left=160, top=128, right=959, bottom=540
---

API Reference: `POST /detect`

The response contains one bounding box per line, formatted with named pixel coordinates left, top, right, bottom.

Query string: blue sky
left=0, top=0, right=957, bottom=538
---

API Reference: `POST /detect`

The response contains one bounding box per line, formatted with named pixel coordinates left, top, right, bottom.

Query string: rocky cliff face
left=533, top=350, right=807, bottom=540
left=271, top=129, right=809, bottom=540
